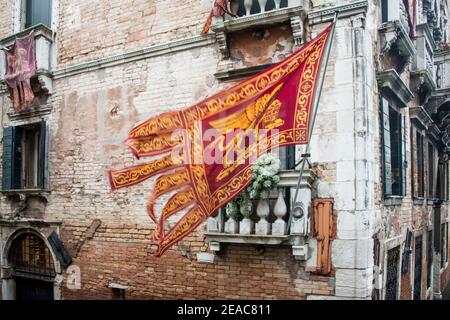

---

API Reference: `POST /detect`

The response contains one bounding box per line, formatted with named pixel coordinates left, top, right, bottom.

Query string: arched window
left=9, top=232, right=56, bottom=279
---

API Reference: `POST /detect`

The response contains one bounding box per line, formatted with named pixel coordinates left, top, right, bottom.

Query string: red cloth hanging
left=2, top=31, right=36, bottom=112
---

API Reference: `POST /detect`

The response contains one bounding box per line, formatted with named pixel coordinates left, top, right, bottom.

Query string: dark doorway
left=15, top=277, right=54, bottom=301
left=413, top=236, right=423, bottom=300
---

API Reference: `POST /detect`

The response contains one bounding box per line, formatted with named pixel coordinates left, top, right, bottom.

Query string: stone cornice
left=377, top=69, right=414, bottom=107
left=53, top=34, right=216, bottom=79
left=410, top=106, right=433, bottom=130
left=307, top=0, right=368, bottom=25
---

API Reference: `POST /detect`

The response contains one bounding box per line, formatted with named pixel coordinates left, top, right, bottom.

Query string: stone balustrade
left=227, top=0, right=289, bottom=18
left=205, top=169, right=315, bottom=260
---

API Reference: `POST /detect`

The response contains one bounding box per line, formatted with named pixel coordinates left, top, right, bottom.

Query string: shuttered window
left=416, top=131, right=425, bottom=197
left=428, top=143, right=436, bottom=199
left=380, top=98, right=406, bottom=197
left=381, top=0, right=389, bottom=23
left=25, top=0, right=52, bottom=29
left=2, top=121, right=49, bottom=191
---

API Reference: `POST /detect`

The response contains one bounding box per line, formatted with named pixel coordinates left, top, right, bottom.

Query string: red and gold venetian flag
left=109, top=22, right=335, bottom=256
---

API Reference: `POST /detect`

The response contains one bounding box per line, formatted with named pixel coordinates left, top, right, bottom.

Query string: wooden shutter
left=2, top=127, right=14, bottom=190
left=401, top=115, right=407, bottom=196
left=38, top=120, right=49, bottom=189
left=26, top=0, right=52, bottom=28
left=12, top=127, right=23, bottom=190
left=313, top=199, right=336, bottom=275
left=2, top=126, right=24, bottom=191
left=411, top=127, right=417, bottom=198
left=381, top=98, right=393, bottom=196
left=47, top=231, right=72, bottom=269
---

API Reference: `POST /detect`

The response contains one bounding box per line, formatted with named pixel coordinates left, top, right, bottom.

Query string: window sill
left=384, top=196, right=403, bottom=206
left=413, top=197, right=425, bottom=206
left=2, top=189, right=51, bottom=197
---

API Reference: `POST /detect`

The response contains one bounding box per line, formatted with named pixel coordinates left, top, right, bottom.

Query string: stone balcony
left=211, top=0, right=308, bottom=63
left=0, top=24, right=54, bottom=117
left=378, top=0, right=415, bottom=71
left=412, top=23, right=436, bottom=92
left=205, top=169, right=316, bottom=261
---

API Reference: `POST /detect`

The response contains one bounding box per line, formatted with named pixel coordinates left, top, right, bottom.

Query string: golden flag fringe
left=108, top=22, right=336, bottom=256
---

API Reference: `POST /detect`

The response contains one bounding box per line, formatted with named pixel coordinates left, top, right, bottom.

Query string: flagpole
left=289, top=11, right=339, bottom=230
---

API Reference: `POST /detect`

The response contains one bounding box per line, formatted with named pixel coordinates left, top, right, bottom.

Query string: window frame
left=381, top=97, right=406, bottom=199
left=2, top=120, right=49, bottom=192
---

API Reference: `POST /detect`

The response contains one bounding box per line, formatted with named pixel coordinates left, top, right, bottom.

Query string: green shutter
left=11, top=127, right=23, bottom=190
left=411, top=127, right=417, bottom=198
left=381, top=0, right=389, bottom=22
left=38, top=120, right=49, bottom=189
left=2, top=127, right=14, bottom=190
left=381, top=98, right=393, bottom=196
left=401, top=115, right=407, bottom=196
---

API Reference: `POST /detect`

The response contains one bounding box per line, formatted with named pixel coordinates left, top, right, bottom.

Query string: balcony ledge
left=0, top=24, right=54, bottom=97
left=379, top=21, right=416, bottom=61
left=212, top=5, right=306, bottom=60
left=377, top=69, right=414, bottom=107
left=205, top=232, right=290, bottom=246
left=410, top=106, right=433, bottom=130
left=212, top=5, right=306, bottom=34
left=0, top=24, right=53, bottom=47
left=411, top=69, right=436, bottom=92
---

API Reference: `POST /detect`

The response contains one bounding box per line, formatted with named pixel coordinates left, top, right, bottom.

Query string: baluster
left=230, top=0, right=239, bottom=16
left=274, top=0, right=281, bottom=9
left=272, top=189, right=287, bottom=236
left=256, top=199, right=271, bottom=235
left=207, top=215, right=220, bottom=233
left=244, top=0, right=253, bottom=16
left=259, top=0, right=268, bottom=12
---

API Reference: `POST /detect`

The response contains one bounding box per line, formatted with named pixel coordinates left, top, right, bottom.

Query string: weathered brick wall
left=61, top=223, right=334, bottom=300
left=57, top=0, right=210, bottom=67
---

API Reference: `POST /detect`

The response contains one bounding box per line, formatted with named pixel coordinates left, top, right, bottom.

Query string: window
left=385, top=246, right=400, bottom=300
left=427, top=230, right=433, bottom=289
left=279, top=146, right=296, bottom=170
left=441, top=223, right=449, bottom=269
left=2, top=120, right=49, bottom=191
left=24, top=0, right=52, bottom=29
left=381, top=98, right=406, bottom=197
left=9, top=232, right=55, bottom=279
left=413, top=236, right=423, bottom=300
left=428, top=143, right=436, bottom=199
left=414, top=130, right=425, bottom=198
left=381, top=0, right=389, bottom=23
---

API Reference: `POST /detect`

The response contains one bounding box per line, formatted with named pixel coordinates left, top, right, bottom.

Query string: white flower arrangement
left=226, top=153, right=281, bottom=220
left=248, top=153, right=281, bottom=200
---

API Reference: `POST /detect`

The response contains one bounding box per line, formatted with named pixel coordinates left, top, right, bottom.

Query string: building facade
left=0, top=0, right=449, bottom=300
